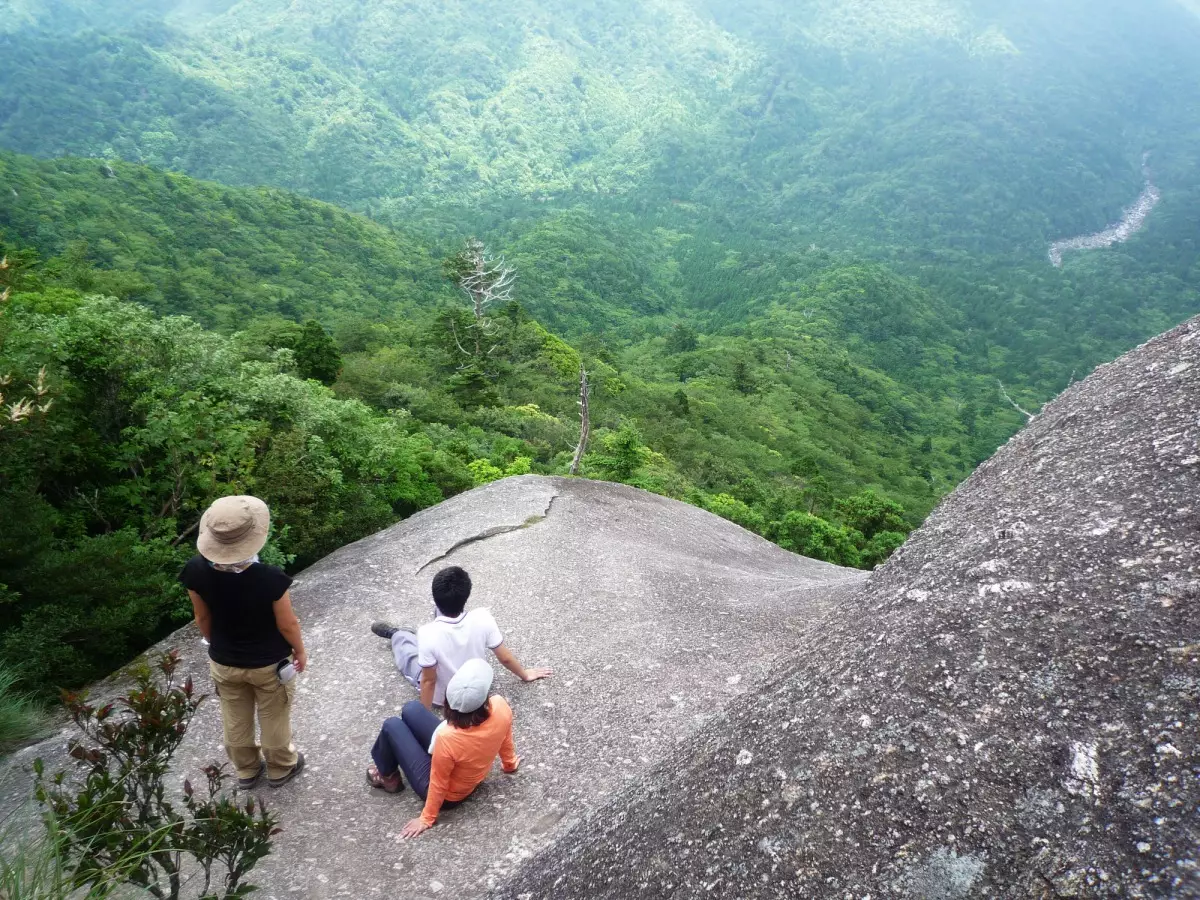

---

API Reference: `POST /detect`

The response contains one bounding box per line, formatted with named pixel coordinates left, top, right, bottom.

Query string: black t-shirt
left=179, top=556, right=294, bottom=669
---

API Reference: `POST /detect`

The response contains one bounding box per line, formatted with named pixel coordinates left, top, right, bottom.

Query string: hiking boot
left=371, top=621, right=399, bottom=640
left=237, top=760, right=265, bottom=790
left=268, top=751, right=305, bottom=788
left=367, top=764, right=404, bottom=794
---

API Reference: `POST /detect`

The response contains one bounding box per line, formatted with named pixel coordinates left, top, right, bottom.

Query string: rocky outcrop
left=496, top=317, right=1200, bottom=899
left=2, top=476, right=863, bottom=899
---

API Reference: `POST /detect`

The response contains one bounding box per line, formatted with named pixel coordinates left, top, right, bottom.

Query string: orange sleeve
left=500, top=717, right=519, bottom=773
left=420, top=745, right=455, bottom=826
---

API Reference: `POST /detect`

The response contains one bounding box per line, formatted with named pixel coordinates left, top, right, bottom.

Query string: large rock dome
left=3, top=475, right=863, bottom=899
left=494, top=317, right=1200, bottom=899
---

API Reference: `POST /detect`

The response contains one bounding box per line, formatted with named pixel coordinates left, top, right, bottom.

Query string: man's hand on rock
left=494, top=645, right=552, bottom=684
left=503, top=756, right=523, bottom=774
left=401, top=818, right=431, bottom=839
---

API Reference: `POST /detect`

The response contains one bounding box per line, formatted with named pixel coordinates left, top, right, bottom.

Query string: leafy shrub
left=834, top=489, right=908, bottom=540
left=0, top=531, right=188, bottom=693
left=767, top=512, right=862, bottom=569
left=34, top=651, right=277, bottom=899
left=470, top=404, right=574, bottom=451
left=468, top=458, right=505, bottom=486
left=294, top=319, right=342, bottom=385
left=504, top=456, right=533, bottom=477
left=861, top=530, right=908, bottom=568
left=702, top=493, right=766, bottom=535
left=587, top=424, right=646, bottom=482
left=468, top=455, right=533, bottom=486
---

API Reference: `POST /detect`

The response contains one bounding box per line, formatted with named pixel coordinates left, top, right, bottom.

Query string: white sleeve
left=428, top=722, right=448, bottom=755
left=416, top=626, right=437, bottom=668
left=481, top=610, right=503, bottom=649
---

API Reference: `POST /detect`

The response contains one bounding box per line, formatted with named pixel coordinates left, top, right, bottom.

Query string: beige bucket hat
left=197, top=495, right=270, bottom=564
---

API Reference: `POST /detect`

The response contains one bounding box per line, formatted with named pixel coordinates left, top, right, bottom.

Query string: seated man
left=372, top=566, right=552, bottom=709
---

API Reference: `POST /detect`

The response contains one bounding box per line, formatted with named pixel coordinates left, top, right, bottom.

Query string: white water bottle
left=277, top=659, right=298, bottom=684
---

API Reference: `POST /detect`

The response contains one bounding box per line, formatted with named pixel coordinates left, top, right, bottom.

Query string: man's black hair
left=431, top=566, right=472, bottom=617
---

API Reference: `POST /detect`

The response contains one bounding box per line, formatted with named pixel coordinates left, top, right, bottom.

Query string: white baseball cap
left=446, top=658, right=494, bottom=713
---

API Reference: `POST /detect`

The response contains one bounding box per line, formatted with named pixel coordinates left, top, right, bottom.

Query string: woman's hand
left=401, top=818, right=431, bottom=839
left=293, top=649, right=308, bottom=673
left=503, top=756, right=523, bottom=774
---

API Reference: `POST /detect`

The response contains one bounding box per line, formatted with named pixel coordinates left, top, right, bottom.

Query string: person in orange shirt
left=366, top=657, right=521, bottom=837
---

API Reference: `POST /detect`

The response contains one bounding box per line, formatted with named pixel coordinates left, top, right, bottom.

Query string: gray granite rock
left=1, top=476, right=863, bottom=899
left=494, top=317, right=1200, bottom=899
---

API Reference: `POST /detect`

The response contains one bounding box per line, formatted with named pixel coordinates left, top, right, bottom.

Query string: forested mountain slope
left=4, top=0, right=1198, bottom=244
left=1, top=0, right=754, bottom=205
left=0, top=152, right=1011, bottom=691
left=0, top=153, right=450, bottom=328
left=1, top=0, right=1196, bottom=396
left=0, top=149, right=1007, bottom=509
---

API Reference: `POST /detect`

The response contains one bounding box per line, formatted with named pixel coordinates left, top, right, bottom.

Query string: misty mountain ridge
left=4, top=0, right=1199, bottom=253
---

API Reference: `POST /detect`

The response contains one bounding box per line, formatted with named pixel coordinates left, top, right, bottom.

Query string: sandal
left=366, top=763, right=404, bottom=794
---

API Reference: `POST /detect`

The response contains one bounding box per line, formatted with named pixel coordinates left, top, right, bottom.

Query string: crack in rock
left=415, top=493, right=559, bottom=574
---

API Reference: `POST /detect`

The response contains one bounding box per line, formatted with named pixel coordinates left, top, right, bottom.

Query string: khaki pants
left=210, top=661, right=298, bottom=781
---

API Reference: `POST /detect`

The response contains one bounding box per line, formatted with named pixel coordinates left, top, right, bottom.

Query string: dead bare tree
left=569, top=366, right=590, bottom=476
left=997, top=380, right=1035, bottom=422
left=458, top=238, right=516, bottom=321
left=446, top=238, right=516, bottom=366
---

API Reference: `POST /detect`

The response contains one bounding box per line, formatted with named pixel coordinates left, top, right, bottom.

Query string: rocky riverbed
left=1049, top=153, right=1161, bottom=266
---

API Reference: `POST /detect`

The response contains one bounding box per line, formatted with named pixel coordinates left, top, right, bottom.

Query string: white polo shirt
left=416, top=608, right=503, bottom=706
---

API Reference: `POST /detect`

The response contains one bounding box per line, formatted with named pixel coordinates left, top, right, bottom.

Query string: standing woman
left=180, top=495, right=307, bottom=789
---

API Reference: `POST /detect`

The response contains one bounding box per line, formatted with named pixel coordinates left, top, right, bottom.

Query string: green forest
left=0, top=153, right=986, bottom=698
left=1, top=0, right=1199, bottom=735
